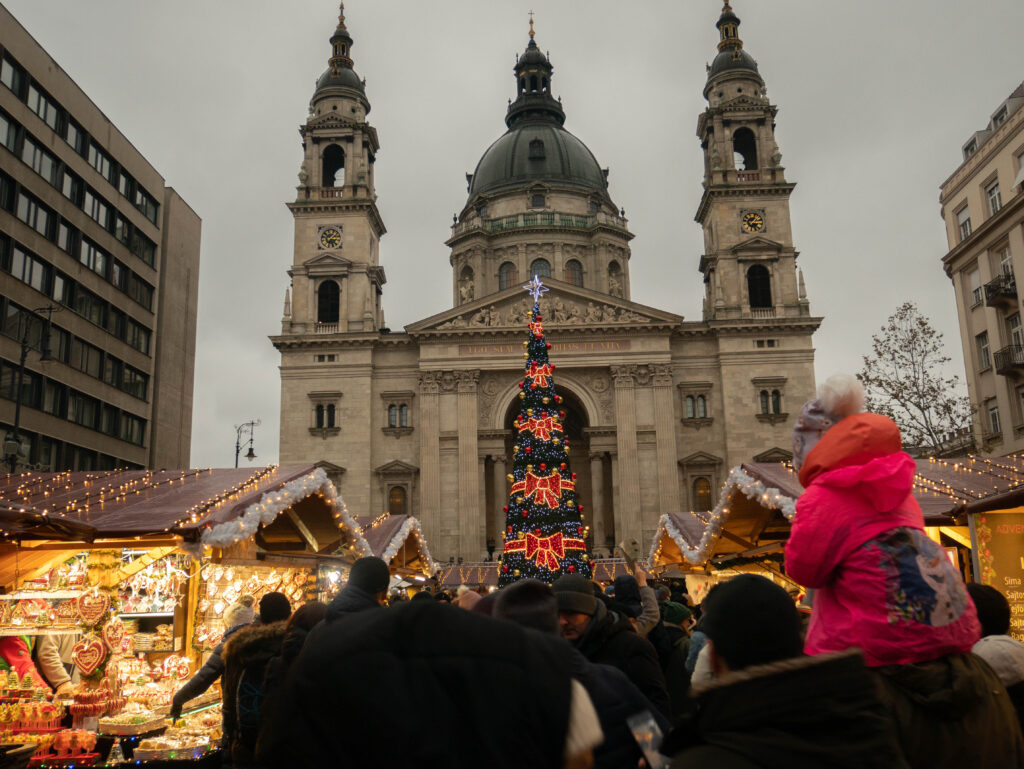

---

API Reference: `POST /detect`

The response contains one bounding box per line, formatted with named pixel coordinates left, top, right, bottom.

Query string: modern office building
left=0, top=3, right=201, bottom=472
left=941, top=82, right=1024, bottom=455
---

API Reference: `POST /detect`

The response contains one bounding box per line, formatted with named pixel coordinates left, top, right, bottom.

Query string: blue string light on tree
left=498, top=276, right=591, bottom=586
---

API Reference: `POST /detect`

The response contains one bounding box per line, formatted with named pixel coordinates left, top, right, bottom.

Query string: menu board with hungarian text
left=970, top=509, right=1024, bottom=642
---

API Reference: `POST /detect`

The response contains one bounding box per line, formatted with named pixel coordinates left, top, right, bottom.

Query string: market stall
left=0, top=465, right=368, bottom=767
left=648, top=456, right=1024, bottom=589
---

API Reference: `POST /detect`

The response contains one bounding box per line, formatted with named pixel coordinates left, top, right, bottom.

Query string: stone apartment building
left=273, top=3, right=821, bottom=560
left=0, top=3, right=201, bottom=471
left=941, top=82, right=1024, bottom=453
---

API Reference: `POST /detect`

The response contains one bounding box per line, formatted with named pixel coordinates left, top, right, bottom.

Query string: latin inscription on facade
left=459, top=340, right=632, bottom=357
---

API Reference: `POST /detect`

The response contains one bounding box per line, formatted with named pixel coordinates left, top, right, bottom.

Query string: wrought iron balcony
left=994, top=344, right=1024, bottom=375
left=984, top=272, right=1016, bottom=306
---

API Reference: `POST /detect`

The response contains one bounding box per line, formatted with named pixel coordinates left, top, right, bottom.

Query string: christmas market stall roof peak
left=354, top=512, right=434, bottom=576
left=0, top=465, right=370, bottom=557
left=649, top=455, right=1024, bottom=569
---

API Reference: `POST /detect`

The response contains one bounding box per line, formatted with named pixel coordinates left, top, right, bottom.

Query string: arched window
left=326, top=404, right=336, bottom=428
left=771, top=390, right=781, bottom=414
left=315, top=404, right=325, bottom=428
left=322, top=143, right=345, bottom=187
left=529, top=75, right=538, bottom=92
left=388, top=486, right=407, bottom=516
left=388, top=404, right=397, bottom=427
left=499, top=262, right=518, bottom=291
left=399, top=404, right=409, bottom=427
left=542, top=76, right=549, bottom=92
left=685, top=395, right=695, bottom=419
left=747, top=265, right=772, bottom=308
left=519, top=77, right=526, bottom=93
left=530, top=259, right=551, bottom=278
left=317, top=280, right=340, bottom=323
left=693, top=478, right=713, bottom=512
left=696, top=395, right=707, bottom=418
left=564, top=259, right=583, bottom=287
left=759, top=390, right=770, bottom=414
left=732, top=127, right=758, bottom=171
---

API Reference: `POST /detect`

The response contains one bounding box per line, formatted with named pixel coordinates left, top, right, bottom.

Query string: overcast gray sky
left=5, top=0, right=1022, bottom=468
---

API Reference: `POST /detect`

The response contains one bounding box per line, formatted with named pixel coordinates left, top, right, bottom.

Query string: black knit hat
left=967, top=583, right=1011, bottom=637
left=349, top=556, right=391, bottom=594
left=701, top=575, right=802, bottom=671
left=552, top=574, right=599, bottom=616
left=259, top=591, right=292, bottom=624
left=494, top=579, right=558, bottom=634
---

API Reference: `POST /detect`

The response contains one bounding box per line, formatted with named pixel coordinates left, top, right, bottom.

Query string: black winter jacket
left=324, top=583, right=382, bottom=621
left=221, top=622, right=287, bottom=769
left=574, top=601, right=672, bottom=718
left=259, top=601, right=573, bottom=769
left=170, top=622, right=249, bottom=716
left=569, top=648, right=669, bottom=769
left=873, top=652, right=1024, bottom=769
left=665, top=650, right=909, bottom=769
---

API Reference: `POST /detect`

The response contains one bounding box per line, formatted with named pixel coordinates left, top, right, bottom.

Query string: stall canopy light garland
left=182, top=468, right=370, bottom=556
left=380, top=517, right=434, bottom=574
left=649, top=466, right=797, bottom=565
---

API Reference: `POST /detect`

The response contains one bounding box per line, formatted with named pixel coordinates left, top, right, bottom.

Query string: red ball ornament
left=560, top=463, right=567, bottom=470
left=535, top=528, right=542, bottom=535
left=550, top=364, right=555, bottom=370
left=536, top=315, right=542, bottom=321
left=502, top=565, right=509, bottom=573
left=539, top=463, right=546, bottom=471
left=519, top=381, right=525, bottom=389
left=571, top=473, right=577, bottom=480
left=577, top=526, right=583, bottom=535
left=522, top=511, right=529, bottom=517
left=555, top=396, right=562, bottom=403
left=568, top=565, right=576, bottom=573
left=507, top=525, right=513, bottom=533
left=503, top=506, right=509, bottom=513
left=530, top=383, right=537, bottom=390
left=560, top=410, right=566, bottom=419
left=546, top=343, right=551, bottom=349
left=524, top=447, right=531, bottom=454
left=578, top=505, right=584, bottom=512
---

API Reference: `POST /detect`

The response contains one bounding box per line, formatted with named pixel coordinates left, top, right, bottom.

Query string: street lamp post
left=4, top=305, right=58, bottom=474
left=234, top=419, right=261, bottom=468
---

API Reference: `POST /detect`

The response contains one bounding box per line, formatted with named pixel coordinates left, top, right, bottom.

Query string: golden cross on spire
left=338, top=1, right=347, bottom=29
left=528, top=10, right=535, bottom=38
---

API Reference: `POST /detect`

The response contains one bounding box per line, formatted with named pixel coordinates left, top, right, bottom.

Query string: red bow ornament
left=510, top=471, right=574, bottom=509
left=529, top=319, right=545, bottom=338
left=518, top=416, right=562, bottom=441
left=526, top=361, right=552, bottom=388
left=505, top=531, right=587, bottom=570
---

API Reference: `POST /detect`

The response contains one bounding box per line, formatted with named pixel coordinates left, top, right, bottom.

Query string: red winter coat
left=785, top=413, right=980, bottom=666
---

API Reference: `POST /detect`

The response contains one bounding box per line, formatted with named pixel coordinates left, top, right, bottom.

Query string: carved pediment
left=752, top=447, right=793, bottom=463
left=731, top=236, right=784, bottom=256
left=374, top=460, right=419, bottom=477
left=678, top=451, right=724, bottom=468
left=305, top=113, right=361, bottom=130
left=407, top=278, right=683, bottom=333
left=302, top=253, right=352, bottom=271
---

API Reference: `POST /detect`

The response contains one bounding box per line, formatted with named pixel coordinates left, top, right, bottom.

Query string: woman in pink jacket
left=785, top=375, right=979, bottom=666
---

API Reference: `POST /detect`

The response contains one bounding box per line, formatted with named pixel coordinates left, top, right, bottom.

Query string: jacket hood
left=875, top=653, right=989, bottom=719
left=326, top=584, right=382, bottom=621
left=798, top=413, right=902, bottom=487
left=223, top=621, right=287, bottom=665
left=809, top=451, right=917, bottom=513
left=666, top=651, right=907, bottom=769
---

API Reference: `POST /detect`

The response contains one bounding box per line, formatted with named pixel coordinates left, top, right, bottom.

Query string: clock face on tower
left=318, top=227, right=343, bottom=250
left=741, top=211, right=765, bottom=233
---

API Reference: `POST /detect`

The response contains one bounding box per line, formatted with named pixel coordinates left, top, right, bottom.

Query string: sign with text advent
left=970, top=508, right=1024, bottom=642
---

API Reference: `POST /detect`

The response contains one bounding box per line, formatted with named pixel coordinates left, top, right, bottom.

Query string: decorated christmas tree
left=499, top=277, right=591, bottom=587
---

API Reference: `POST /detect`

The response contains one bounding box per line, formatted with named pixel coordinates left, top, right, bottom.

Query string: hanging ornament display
left=77, top=590, right=111, bottom=627
left=71, top=635, right=107, bottom=677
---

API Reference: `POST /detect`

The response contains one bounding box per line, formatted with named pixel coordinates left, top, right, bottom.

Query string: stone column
left=456, top=370, right=481, bottom=559
left=339, top=274, right=349, bottom=331
left=611, top=365, right=641, bottom=547
left=589, top=452, right=605, bottom=556
left=651, top=364, right=680, bottom=514
left=478, top=455, right=488, bottom=557
left=609, top=452, right=620, bottom=552
left=418, top=372, right=441, bottom=554
left=492, top=455, right=507, bottom=551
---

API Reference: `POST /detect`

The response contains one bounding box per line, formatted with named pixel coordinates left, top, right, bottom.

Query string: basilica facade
left=271, top=3, right=821, bottom=561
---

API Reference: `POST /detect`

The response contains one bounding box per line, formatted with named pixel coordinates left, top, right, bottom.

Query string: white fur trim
left=380, top=517, right=434, bottom=575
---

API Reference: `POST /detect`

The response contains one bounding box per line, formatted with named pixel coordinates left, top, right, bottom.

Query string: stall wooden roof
left=354, top=514, right=434, bottom=576
left=650, top=455, right=1024, bottom=569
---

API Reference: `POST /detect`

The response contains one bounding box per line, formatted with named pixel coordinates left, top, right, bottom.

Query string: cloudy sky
left=5, top=0, right=1022, bottom=467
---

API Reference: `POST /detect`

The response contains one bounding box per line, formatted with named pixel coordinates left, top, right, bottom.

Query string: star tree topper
left=523, top=275, right=549, bottom=303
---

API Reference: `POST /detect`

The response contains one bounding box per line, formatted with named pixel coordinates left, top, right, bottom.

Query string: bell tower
left=282, top=2, right=386, bottom=336
left=695, top=2, right=809, bottom=322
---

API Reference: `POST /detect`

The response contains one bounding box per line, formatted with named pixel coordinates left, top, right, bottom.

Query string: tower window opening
left=732, top=127, right=758, bottom=170
left=499, top=261, right=518, bottom=290
left=564, top=259, right=583, bottom=287
left=317, top=279, right=340, bottom=323
left=530, top=193, right=546, bottom=208
left=529, top=139, right=546, bottom=160
left=519, top=77, right=526, bottom=93
left=542, top=76, right=549, bottom=92
left=530, top=75, right=538, bottom=92
left=322, top=143, right=345, bottom=187
left=530, top=259, right=551, bottom=279
left=747, top=265, right=772, bottom=308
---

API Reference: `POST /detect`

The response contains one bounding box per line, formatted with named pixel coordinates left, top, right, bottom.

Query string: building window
left=388, top=486, right=407, bottom=516
left=732, top=127, right=758, bottom=170
left=747, top=265, right=772, bottom=308
left=322, top=143, right=345, bottom=187
left=314, top=354, right=337, bottom=363
left=399, top=404, right=409, bottom=427
left=977, top=331, right=991, bottom=370
left=381, top=391, right=414, bottom=435
left=1, top=57, right=24, bottom=95
left=530, top=258, right=551, bottom=278
left=964, top=139, right=977, bottom=160
left=528, top=140, right=546, bottom=160
left=499, top=261, right=518, bottom=291
left=26, top=84, right=59, bottom=131
left=993, top=106, right=1008, bottom=128
left=989, top=402, right=1002, bottom=435
left=317, top=280, right=340, bottom=324
left=16, top=192, right=52, bottom=238
left=987, top=181, right=1002, bottom=216
left=314, top=403, right=336, bottom=429
left=957, top=206, right=972, bottom=241
left=760, top=390, right=770, bottom=414
left=696, top=395, right=708, bottom=418
left=388, top=404, right=397, bottom=427
left=1008, top=313, right=1023, bottom=348
left=997, top=246, right=1013, bottom=277
left=771, top=390, right=782, bottom=414
left=87, top=142, right=113, bottom=182
left=693, top=477, right=713, bottom=512
left=309, top=391, right=342, bottom=434
left=21, top=137, right=57, bottom=185
left=967, top=269, right=983, bottom=306
left=685, top=395, right=695, bottom=419
left=564, top=259, right=583, bottom=287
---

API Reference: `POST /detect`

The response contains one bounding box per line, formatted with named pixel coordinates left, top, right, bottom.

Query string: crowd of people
left=165, top=375, right=1024, bottom=768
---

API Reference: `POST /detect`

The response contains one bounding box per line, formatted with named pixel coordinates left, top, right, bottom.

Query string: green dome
left=469, top=121, right=608, bottom=200
left=314, top=66, right=366, bottom=97
left=708, top=48, right=760, bottom=79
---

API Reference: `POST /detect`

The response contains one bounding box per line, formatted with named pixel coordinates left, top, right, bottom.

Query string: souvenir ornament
left=102, top=618, right=126, bottom=652
left=77, top=590, right=111, bottom=627
left=72, top=636, right=107, bottom=676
